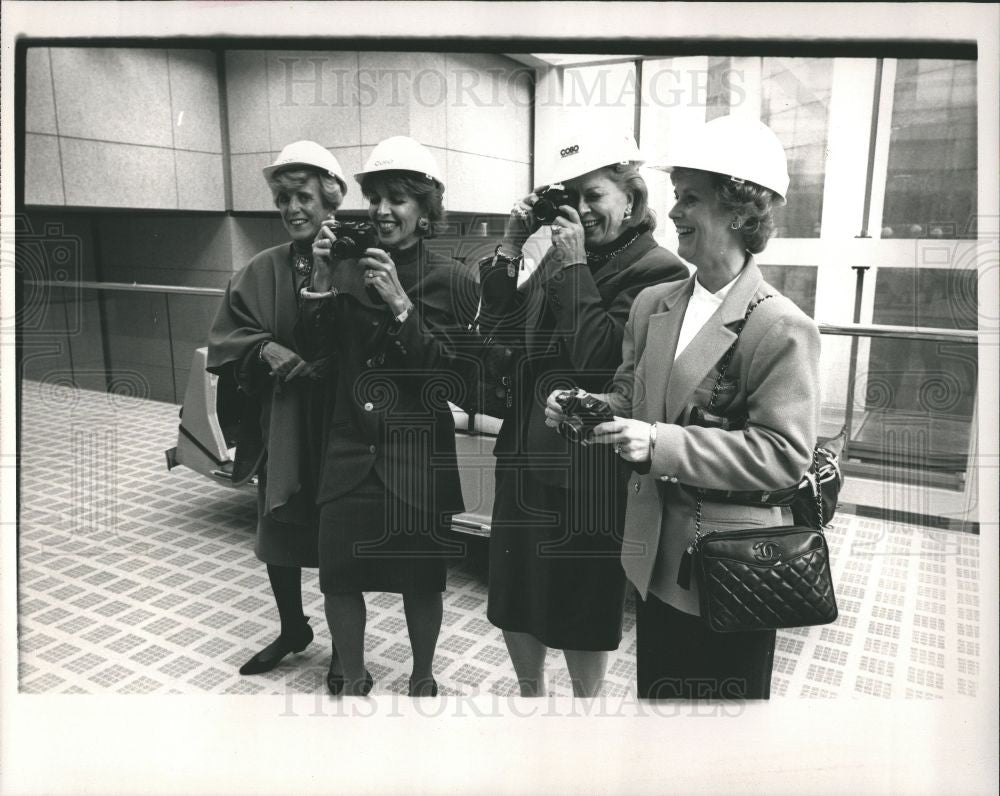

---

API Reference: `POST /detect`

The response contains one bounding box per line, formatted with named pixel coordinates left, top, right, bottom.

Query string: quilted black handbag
left=675, top=296, right=839, bottom=633
left=676, top=451, right=839, bottom=633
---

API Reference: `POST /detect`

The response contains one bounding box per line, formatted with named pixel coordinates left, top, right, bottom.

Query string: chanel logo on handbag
left=752, top=540, right=782, bottom=563
left=560, top=145, right=579, bottom=157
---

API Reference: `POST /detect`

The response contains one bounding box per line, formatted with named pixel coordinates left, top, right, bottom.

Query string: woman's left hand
left=549, top=205, right=587, bottom=268
left=359, top=248, right=411, bottom=315
left=590, top=417, right=653, bottom=463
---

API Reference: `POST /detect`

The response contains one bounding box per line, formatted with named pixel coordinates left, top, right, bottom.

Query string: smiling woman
left=205, top=140, right=347, bottom=680
left=296, top=136, right=478, bottom=699
left=544, top=116, right=821, bottom=700
left=477, top=126, right=687, bottom=698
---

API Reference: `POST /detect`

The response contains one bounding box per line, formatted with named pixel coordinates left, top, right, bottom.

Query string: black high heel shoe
left=327, top=665, right=373, bottom=697
left=408, top=676, right=439, bottom=698
left=239, top=619, right=313, bottom=676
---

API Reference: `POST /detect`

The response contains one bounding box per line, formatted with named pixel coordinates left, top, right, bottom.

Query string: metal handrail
left=27, top=279, right=226, bottom=297
left=816, top=322, right=976, bottom=343
left=26, top=279, right=980, bottom=343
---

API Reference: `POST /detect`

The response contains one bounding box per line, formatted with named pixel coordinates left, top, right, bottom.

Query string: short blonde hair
left=267, top=168, right=344, bottom=211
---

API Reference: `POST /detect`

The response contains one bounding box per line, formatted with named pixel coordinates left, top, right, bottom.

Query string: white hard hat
left=542, top=129, right=643, bottom=186
left=657, top=115, right=790, bottom=202
left=355, top=136, right=444, bottom=186
left=262, top=141, right=348, bottom=194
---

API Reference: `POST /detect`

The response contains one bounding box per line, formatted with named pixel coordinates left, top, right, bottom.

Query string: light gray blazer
left=606, top=257, right=821, bottom=615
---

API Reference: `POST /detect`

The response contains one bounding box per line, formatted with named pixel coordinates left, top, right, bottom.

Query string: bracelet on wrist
left=257, top=341, right=269, bottom=362
left=300, top=286, right=337, bottom=300
left=491, top=244, right=524, bottom=278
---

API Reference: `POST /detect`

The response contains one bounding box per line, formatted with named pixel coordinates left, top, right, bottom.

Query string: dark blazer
left=479, top=228, right=688, bottom=488
left=606, top=258, right=822, bottom=614
left=297, top=244, right=478, bottom=520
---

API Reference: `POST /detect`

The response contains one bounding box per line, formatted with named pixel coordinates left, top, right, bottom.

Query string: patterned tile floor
left=17, top=381, right=981, bottom=699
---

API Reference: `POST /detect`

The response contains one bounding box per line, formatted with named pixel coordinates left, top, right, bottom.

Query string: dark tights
left=267, top=564, right=306, bottom=634
left=268, top=564, right=338, bottom=662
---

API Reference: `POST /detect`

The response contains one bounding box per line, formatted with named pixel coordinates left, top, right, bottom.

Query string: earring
left=417, top=218, right=430, bottom=231
left=623, top=208, right=632, bottom=220
left=731, top=218, right=742, bottom=230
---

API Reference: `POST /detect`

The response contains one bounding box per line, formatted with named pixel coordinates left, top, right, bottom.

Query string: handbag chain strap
left=811, top=446, right=825, bottom=530
left=706, top=294, right=772, bottom=412
left=695, top=294, right=772, bottom=536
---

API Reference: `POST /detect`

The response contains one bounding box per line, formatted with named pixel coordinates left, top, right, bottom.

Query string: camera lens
left=331, top=237, right=355, bottom=258
left=533, top=199, right=557, bottom=224
left=558, top=417, right=586, bottom=444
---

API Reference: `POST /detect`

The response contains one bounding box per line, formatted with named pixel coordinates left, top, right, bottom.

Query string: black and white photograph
left=1, top=2, right=997, bottom=794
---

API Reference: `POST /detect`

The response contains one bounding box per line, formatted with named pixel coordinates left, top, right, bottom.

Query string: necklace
left=293, top=253, right=313, bottom=277
left=586, top=225, right=645, bottom=266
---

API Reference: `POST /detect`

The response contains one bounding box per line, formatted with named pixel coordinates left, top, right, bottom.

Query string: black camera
left=555, top=389, right=614, bottom=445
left=330, top=221, right=379, bottom=259
left=533, top=184, right=580, bottom=224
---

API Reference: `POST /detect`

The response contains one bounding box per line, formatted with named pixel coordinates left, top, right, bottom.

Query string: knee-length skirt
left=318, top=470, right=454, bottom=594
left=255, top=465, right=320, bottom=568
left=487, top=466, right=627, bottom=651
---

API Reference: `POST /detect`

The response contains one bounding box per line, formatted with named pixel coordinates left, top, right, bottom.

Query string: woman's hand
left=261, top=342, right=306, bottom=382
left=501, top=191, right=541, bottom=253
left=360, top=248, right=410, bottom=316
left=543, top=388, right=570, bottom=427
left=548, top=205, right=587, bottom=268
left=590, top=417, right=653, bottom=463
left=311, top=217, right=338, bottom=292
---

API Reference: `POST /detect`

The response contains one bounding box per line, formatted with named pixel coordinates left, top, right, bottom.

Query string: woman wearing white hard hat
left=298, top=136, right=477, bottom=697
left=480, top=128, right=687, bottom=697
left=207, top=140, right=347, bottom=677
left=545, top=115, right=821, bottom=699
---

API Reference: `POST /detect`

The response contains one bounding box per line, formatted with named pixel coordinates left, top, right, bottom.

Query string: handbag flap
left=699, top=526, right=826, bottom=568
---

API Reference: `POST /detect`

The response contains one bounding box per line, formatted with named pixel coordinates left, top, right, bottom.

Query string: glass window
left=705, top=56, right=733, bottom=121
left=758, top=264, right=817, bottom=317
left=858, top=268, right=978, bottom=480
left=759, top=58, right=834, bottom=239
left=881, top=59, right=977, bottom=239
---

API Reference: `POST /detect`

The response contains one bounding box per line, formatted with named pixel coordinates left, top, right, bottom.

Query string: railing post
left=844, top=265, right=870, bottom=458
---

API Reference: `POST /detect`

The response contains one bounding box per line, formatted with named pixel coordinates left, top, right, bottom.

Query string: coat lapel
left=662, top=259, right=765, bottom=424
left=636, top=277, right=693, bottom=423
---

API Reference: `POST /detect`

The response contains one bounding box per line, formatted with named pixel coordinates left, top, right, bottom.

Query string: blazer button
left=669, top=476, right=678, bottom=484
left=368, top=444, right=377, bottom=454
left=633, top=481, right=641, bottom=493
left=364, top=402, right=374, bottom=411
left=659, top=475, right=669, bottom=482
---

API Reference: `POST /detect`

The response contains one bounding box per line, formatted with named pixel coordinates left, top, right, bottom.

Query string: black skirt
left=318, top=470, right=454, bottom=594
left=255, top=465, right=319, bottom=568
left=487, top=465, right=627, bottom=651
left=635, top=592, right=776, bottom=699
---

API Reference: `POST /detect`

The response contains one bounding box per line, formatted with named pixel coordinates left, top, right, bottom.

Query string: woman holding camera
left=207, top=141, right=345, bottom=677
left=480, top=130, right=687, bottom=697
left=297, top=136, right=477, bottom=697
left=546, top=116, right=821, bottom=699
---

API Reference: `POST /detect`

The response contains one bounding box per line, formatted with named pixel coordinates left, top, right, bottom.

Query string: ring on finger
left=614, top=443, right=622, bottom=455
